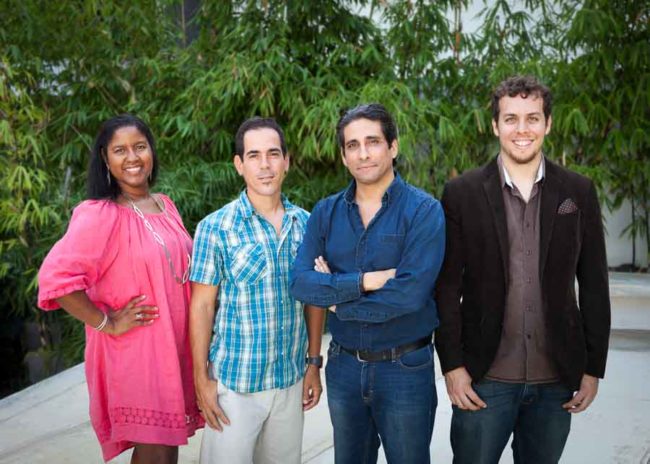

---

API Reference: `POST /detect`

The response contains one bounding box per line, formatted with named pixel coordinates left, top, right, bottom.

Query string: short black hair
left=336, top=103, right=398, bottom=150
left=491, top=75, right=552, bottom=123
left=234, top=117, right=287, bottom=158
left=87, top=114, right=158, bottom=200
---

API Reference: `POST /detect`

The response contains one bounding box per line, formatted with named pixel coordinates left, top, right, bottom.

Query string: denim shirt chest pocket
left=228, top=242, right=268, bottom=285
left=367, top=233, right=404, bottom=269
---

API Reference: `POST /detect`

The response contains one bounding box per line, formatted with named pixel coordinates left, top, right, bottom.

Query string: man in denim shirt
left=290, top=104, right=445, bottom=464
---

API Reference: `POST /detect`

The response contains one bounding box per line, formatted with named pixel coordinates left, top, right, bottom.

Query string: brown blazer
left=434, top=157, right=611, bottom=390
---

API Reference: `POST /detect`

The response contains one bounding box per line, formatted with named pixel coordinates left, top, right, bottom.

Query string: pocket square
left=557, top=198, right=578, bottom=215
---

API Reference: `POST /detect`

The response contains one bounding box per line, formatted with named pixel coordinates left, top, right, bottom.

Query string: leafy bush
left=0, top=0, right=647, bottom=390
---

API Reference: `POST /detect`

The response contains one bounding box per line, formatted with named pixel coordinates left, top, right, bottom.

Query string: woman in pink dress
left=38, top=114, right=202, bottom=463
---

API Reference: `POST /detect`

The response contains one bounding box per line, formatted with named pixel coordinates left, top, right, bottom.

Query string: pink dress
left=38, top=194, right=203, bottom=462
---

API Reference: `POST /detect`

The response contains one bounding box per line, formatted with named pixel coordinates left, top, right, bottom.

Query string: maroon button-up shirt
left=485, top=156, right=559, bottom=383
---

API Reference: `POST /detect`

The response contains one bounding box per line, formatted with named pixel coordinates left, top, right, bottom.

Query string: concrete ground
left=0, top=272, right=648, bottom=463
left=307, top=332, right=650, bottom=464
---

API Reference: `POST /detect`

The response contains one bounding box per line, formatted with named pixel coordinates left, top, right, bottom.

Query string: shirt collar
left=497, top=154, right=545, bottom=189
left=343, top=171, right=404, bottom=205
left=238, top=190, right=298, bottom=219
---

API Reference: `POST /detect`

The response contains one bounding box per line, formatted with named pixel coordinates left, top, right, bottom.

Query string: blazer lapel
left=539, top=161, right=560, bottom=277
left=482, top=159, right=509, bottom=282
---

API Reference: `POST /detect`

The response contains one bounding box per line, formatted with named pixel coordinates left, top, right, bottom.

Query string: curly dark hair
left=491, top=75, right=552, bottom=123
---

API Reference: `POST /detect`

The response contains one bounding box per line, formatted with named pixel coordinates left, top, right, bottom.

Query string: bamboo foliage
left=0, top=60, right=60, bottom=313
left=0, top=0, right=648, bottom=384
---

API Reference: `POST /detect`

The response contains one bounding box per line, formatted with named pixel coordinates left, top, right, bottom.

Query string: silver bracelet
left=93, top=312, right=108, bottom=332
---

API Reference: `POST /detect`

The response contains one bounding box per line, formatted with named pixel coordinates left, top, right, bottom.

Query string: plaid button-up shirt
left=190, top=191, right=309, bottom=393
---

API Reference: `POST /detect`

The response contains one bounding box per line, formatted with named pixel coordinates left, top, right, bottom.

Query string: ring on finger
left=135, top=313, right=143, bottom=320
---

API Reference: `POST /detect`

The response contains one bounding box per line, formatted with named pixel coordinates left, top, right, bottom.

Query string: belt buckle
left=356, top=350, right=368, bottom=363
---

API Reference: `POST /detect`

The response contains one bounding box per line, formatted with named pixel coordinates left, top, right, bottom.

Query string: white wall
left=603, top=199, right=649, bottom=268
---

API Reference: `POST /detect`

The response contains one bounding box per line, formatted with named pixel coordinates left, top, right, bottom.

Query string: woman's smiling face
left=105, top=125, right=154, bottom=196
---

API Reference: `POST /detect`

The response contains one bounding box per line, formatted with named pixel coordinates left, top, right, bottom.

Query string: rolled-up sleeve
left=190, top=218, right=223, bottom=286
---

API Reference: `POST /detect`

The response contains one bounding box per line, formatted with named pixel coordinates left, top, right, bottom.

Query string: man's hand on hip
left=444, top=366, right=487, bottom=411
left=563, top=374, right=599, bottom=413
left=195, top=376, right=230, bottom=431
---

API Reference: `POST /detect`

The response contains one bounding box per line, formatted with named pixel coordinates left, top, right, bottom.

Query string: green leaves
left=0, top=58, right=63, bottom=322
left=1, top=0, right=649, bottom=379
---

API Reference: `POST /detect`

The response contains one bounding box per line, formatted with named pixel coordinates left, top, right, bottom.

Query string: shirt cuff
left=335, top=301, right=388, bottom=322
left=335, top=271, right=364, bottom=301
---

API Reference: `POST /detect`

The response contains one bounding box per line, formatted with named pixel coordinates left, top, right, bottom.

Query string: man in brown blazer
left=435, top=75, right=611, bottom=464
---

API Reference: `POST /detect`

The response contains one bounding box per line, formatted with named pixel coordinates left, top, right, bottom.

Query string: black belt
left=340, top=336, right=431, bottom=362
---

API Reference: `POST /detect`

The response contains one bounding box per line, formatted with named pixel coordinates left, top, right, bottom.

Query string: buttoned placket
left=347, top=192, right=391, bottom=350
left=510, top=183, right=541, bottom=380
left=253, top=210, right=295, bottom=386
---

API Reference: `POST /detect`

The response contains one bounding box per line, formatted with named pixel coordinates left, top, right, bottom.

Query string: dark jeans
left=325, top=340, right=437, bottom=464
left=451, top=380, right=573, bottom=464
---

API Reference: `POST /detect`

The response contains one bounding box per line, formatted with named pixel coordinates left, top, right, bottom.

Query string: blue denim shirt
left=290, top=174, right=445, bottom=351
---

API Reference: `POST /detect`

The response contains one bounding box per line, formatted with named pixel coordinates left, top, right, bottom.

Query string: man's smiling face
left=492, top=94, right=552, bottom=165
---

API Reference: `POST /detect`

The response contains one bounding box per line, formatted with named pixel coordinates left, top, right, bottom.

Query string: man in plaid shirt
left=189, top=117, right=325, bottom=464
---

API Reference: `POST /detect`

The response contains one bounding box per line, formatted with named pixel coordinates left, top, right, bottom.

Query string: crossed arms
left=290, top=199, right=446, bottom=322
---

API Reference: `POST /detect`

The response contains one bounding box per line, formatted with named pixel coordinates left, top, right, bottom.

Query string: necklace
left=123, top=192, right=191, bottom=284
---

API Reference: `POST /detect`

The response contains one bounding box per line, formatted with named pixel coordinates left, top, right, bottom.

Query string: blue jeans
left=325, top=340, right=437, bottom=464
left=451, top=380, right=573, bottom=464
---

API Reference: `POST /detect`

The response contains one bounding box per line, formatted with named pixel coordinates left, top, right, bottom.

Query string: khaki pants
left=199, top=379, right=304, bottom=464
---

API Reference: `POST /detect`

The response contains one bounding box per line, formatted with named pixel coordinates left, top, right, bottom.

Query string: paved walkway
left=0, top=273, right=648, bottom=463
